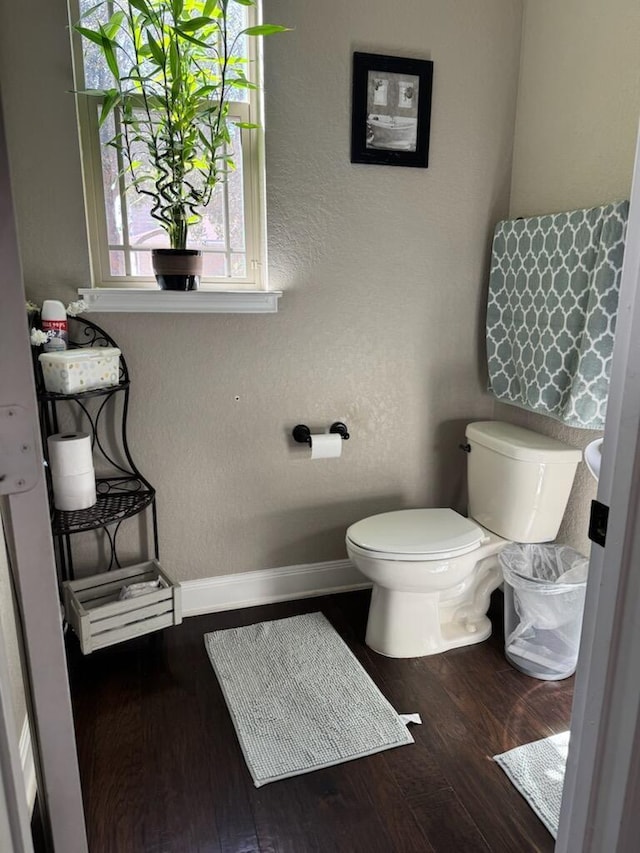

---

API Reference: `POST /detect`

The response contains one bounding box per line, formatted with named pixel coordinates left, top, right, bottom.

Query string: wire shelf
left=37, top=317, right=159, bottom=580
left=51, top=478, right=155, bottom=535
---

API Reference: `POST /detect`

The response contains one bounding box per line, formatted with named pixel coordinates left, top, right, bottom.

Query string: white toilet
left=346, top=421, right=582, bottom=658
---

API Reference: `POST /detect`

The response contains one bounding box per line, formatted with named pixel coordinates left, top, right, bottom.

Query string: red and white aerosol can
left=41, top=299, right=68, bottom=352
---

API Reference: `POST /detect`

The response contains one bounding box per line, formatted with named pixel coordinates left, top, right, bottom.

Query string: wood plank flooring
left=66, top=590, right=574, bottom=852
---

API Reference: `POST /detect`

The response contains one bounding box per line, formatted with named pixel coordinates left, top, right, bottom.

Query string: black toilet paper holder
left=292, top=422, right=350, bottom=445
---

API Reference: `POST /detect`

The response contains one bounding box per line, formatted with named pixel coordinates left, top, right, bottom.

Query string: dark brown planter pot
left=152, top=249, right=203, bottom=291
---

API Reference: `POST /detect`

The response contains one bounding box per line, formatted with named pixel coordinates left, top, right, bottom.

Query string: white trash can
left=500, top=543, right=588, bottom=681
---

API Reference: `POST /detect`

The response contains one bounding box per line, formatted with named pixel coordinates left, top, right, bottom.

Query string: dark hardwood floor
left=66, top=590, right=573, bottom=852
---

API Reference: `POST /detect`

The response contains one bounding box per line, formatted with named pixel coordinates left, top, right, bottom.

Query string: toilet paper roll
left=51, top=472, right=97, bottom=511
left=48, top=433, right=94, bottom=477
left=52, top=471, right=96, bottom=497
left=53, top=491, right=97, bottom=512
left=310, top=433, right=342, bottom=460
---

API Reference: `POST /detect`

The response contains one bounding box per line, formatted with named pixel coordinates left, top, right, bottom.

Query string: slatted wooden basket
left=62, top=560, right=182, bottom=654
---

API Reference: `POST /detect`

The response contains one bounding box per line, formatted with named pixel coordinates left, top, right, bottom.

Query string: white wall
left=501, top=0, right=640, bottom=556
left=0, top=0, right=523, bottom=580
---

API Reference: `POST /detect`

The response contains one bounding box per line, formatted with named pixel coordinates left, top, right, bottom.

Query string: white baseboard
left=181, top=558, right=370, bottom=617
left=20, top=715, right=36, bottom=812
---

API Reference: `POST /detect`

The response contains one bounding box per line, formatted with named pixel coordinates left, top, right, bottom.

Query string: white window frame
left=67, top=0, right=279, bottom=313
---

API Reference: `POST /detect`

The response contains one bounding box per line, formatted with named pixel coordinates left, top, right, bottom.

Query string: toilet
left=346, top=421, right=582, bottom=658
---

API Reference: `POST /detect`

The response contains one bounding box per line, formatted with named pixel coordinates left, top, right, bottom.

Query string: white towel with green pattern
left=487, top=201, right=628, bottom=429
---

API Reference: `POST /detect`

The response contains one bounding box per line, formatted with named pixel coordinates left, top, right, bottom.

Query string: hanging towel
left=486, top=201, right=628, bottom=429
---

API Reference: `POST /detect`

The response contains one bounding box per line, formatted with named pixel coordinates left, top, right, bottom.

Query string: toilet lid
left=346, top=508, right=484, bottom=558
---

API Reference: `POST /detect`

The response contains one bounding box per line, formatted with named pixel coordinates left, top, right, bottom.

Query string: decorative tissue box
left=39, top=347, right=121, bottom=394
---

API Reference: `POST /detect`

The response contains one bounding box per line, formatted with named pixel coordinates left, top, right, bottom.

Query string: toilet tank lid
left=466, top=421, right=582, bottom=464
left=346, top=508, right=484, bottom=557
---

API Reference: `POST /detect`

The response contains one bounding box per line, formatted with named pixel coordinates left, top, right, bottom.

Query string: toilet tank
left=465, top=421, right=582, bottom=542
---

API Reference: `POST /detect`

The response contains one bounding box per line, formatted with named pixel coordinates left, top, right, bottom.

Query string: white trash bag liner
left=500, top=544, right=588, bottom=680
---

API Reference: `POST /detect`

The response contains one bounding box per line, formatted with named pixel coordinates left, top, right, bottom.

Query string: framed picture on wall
left=351, top=52, right=434, bottom=168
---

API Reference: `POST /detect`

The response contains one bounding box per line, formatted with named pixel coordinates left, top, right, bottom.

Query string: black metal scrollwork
left=36, top=317, right=158, bottom=581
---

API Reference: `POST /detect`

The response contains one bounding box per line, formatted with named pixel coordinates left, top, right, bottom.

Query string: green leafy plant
left=74, top=0, right=287, bottom=250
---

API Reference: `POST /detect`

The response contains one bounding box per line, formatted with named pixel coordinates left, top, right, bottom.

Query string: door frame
left=558, top=120, right=640, bottom=851
left=0, top=94, right=88, bottom=851
left=0, top=616, right=33, bottom=853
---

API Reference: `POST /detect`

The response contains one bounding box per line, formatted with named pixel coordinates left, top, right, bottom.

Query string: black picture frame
left=351, top=52, right=433, bottom=168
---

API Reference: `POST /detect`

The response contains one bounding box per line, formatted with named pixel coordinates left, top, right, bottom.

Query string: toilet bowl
left=346, top=508, right=507, bottom=657
left=346, top=421, right=582, bottom=659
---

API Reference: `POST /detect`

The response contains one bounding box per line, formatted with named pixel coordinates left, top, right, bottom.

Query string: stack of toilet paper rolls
left=47, top=433, right=97, bottom=511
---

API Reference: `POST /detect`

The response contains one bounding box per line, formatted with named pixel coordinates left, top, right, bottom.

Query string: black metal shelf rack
left=36, top=317, right=158, bottom=582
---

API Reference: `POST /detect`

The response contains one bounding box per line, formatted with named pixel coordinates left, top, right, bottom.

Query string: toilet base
left=347, top=527, right=505, bottom=659
left=366, top=620, right=493, bottom=658
left=363, top=549, right=503, bottom=658
left=365, top=584, right=494, bottom=658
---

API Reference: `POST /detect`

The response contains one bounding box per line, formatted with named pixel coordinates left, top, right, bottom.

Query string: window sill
left=77, top=288, right=282, bottom=314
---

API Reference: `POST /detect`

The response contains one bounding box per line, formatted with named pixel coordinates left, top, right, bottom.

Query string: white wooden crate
left=62, top=560, right=182, bottom=654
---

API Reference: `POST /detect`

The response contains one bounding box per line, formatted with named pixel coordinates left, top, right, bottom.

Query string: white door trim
left=558, top=119, right=640, bottom=851
left=0, top=95, right=88, bottom=851
left=0, top=616, right=32, bottom=852
left=18, top=722, right=35, bottom=814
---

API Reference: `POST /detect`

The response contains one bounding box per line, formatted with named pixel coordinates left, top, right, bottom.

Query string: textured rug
left=494, top=731, right=570, bottom=838
left=204, top=612, right=413, bottom=787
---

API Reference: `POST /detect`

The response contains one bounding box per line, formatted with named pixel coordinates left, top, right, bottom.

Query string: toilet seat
left=346, top=508, right=484, bottom=561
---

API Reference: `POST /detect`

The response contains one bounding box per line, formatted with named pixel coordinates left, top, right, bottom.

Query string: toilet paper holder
left=292, top=422, right=350, bottom=445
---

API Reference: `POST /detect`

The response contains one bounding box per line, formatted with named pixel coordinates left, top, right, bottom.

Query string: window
left=69, top=0, right=268, bottom=291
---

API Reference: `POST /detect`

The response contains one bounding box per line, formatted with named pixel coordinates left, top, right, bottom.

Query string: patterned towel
left=487, top=201, right=628, bottom=429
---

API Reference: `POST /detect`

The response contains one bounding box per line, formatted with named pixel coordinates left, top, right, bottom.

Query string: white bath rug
left=204, top=612, right=413, bottom=787
left=494, top=730, right=570, bottom=838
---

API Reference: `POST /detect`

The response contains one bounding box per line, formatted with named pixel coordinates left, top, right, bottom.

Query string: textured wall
left=502, top=0, right=640, bottom=556
left=510, top=0, right=640, bottom=219
left=0, top=0, right=523, bottom=580
left=3, top=1, right=637, bottom=575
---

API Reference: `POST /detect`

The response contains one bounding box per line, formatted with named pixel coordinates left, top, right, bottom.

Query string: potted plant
left=74, top=0, right=287, bottom=290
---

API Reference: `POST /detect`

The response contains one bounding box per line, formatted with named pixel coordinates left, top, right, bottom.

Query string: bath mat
left=494, top=730, right=570, bottom=838
left=204, top=612, right=413, bottom=787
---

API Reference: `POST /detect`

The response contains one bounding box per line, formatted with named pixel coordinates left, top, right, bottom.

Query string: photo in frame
left=351, top=52, right=434, bottom=168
